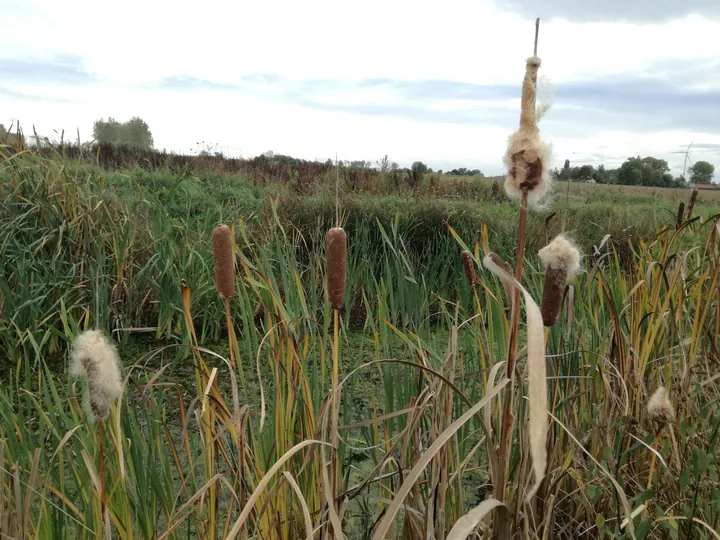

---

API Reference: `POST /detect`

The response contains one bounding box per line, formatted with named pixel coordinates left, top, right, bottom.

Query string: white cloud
left=2, top=0, right=720, bottom=175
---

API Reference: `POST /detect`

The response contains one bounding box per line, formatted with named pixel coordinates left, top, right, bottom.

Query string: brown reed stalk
left=687, top=188, right=698, bottom=220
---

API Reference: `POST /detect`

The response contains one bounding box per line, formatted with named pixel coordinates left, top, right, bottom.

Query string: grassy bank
left=1, top=148, right=719, bottom=538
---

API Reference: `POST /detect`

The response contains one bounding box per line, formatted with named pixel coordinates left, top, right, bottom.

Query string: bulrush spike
left=212, top=224, right=236, bottom=299
left=676, top=201, right=685, bottom=229
left=326, top=227, right=347, bottom=310
left=538, top=234, right=581, bottom=327
left=70, top=330, right=124, bottom=420
left=687, top=188, right=698, bottom=220
left=461, top=251, right=476, bottom=286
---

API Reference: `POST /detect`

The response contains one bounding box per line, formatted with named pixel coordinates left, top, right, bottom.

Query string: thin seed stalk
left=224, top=297, right=236, bottom=371
left=331, top=308, right=340, bottom=507
left=98, top=419, right=107, bottom=528
left=495, top=189, right=528, bottom=526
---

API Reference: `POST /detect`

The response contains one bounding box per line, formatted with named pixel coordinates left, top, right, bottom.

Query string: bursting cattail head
left=70, top=330, right=124, bottom=420
left=687, top=188, right=698, bottom=220
left=212, top=224, right=235, bottom=299
left=647, top=386, right=675, bottom=433
left=326, top=227, right=347, bottom=310
left=538, top=234, right=581, bottom=327
left=461, top=251, right=476, bottom=286
left=504, top=56, right=551, bottom=208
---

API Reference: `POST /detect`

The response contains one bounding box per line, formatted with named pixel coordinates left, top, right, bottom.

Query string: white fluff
left=70, top=330, right=124, bottom=420
left=538, top=234, right=581, bottom=280
left=647, top=386, right=675, bottom=430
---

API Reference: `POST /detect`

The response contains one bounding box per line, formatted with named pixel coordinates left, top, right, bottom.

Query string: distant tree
left=93, top=117, right=153, bottom=149
left=578, top=164, right=594, bottom=179
left=409, top=161, right=428, bottom=187
left=121, top=117, right=153, bottom=149
left=617, top=156, right=672, bottom=187
left=689, top=161, right=715, bottom=184
left=0, top=124, right=6, bottom=137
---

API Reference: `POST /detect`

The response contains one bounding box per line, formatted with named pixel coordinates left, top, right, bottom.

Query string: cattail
left=212, top=224, right=235, bottom=299
left=647, top=386, right=675, bottom=433
left=504, top=56, right=551, bottom=208
left=70, top=330, right=123, bottom=420
left=676, top=201, right=685, bottom=229
left=461, top=251, right=476, bottom=286
left=538, top=234, right=581, bottom=327
left=687, top=188, right=698, bottom=220
left=326, top=227, right=347, bottom=310
left=487, top=252, right=514, bottom=301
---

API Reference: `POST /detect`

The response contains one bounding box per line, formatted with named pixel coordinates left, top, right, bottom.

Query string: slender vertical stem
left=332, top=308, right=340, bottom=496
left=98, top=419, right=107, bottom=531
left=224, top=297, right=235, bottom=370
left=495, top=189, right=528, bottom=511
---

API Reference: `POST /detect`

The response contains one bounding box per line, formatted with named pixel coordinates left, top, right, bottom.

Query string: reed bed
left=2, top=65, right=720, bottom=537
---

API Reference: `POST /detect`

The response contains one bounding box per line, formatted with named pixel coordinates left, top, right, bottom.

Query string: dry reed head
left=326, top=227, right=347, bottom=310
left=487, top=252, right=513, bottom=301
left=538, top=234, right=581, bottom=327
left=687, top=188, right=698, bottom=219
left=504, top=56, right=551, bottom=208
left=70, top=329, right=124, bottom=420
left=461, top=251, right=475, bottom=286
left=647, top=386, right=675, bottom=433
left=212, top=224, right=235, bottom=299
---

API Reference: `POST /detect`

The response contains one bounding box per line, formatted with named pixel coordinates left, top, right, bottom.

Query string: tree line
left=552, top=157, right=715, bottom=187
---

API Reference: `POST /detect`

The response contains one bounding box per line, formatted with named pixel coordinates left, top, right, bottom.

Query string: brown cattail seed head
left=687, top=188, right=698, bottom=220
left=212, top=224, right=235, bottom=299
left=538, top=234, right=581, bottom=327
left=326, top=227, right=347, bottom=310
left=647, top=386, right=675, bottom=433
left=461, top=251, right=476, bottom=286
left=676, top=201, right=685, bottom=229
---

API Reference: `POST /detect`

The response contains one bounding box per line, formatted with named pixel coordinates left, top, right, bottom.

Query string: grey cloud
left=157, top=69, right=720, bottom=133
left=0, top=56, right=95, bottom=85
left=496, top=0, right=720, bottom=23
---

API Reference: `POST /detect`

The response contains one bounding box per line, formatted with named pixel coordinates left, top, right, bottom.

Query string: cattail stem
left=331, top=308, right=341, bottom=514
left=687, top=189, right=698, bottom=220
left=646, top=436, right=659, bottom=489
left=224, top=297, right=236, bottom=371
left=98, top=419, right=107, bottom=529
left=496, top=189, right=528, bottom=506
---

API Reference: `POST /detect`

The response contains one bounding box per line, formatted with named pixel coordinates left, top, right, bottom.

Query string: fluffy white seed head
left=538, top=234, right=581, bottom=280
left=70, top=329, right=124, bottom=420
left=647, top=386, right=675, bottom=432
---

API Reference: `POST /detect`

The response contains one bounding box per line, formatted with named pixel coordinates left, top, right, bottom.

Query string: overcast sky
left=2, top=0, right=720, bottom=176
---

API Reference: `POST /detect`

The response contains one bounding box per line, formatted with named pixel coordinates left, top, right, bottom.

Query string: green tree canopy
left=93, top=117, right=154, bottom=149
left=689, top=161, right=715, bottom=184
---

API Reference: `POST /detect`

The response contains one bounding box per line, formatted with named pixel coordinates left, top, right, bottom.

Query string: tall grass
left=1, top=147, right=719, bottom=538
